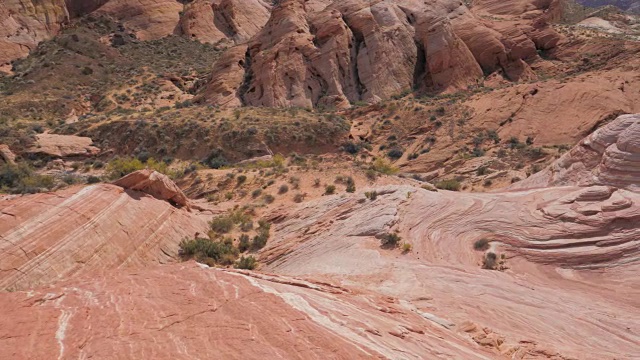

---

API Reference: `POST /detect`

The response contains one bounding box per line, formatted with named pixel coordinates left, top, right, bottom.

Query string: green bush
left=345, top=177, right=356, bottom=193
left=236, top=175, right=247, bottom=186
left=371, top=158, right=398, bottom=175
left=364, top=191, right=378, bottom=200
left=210, top=215, right=234, bottom=233
left=435, top=179, right=461, bottom=191
left=238, top=234, right=251, bottom=252
left=234, top=256, right=257, bottom=270
left=380, top=232, right=401, bottom=248
left=263, top=194, right=275, bottom=204
left=473, top=239, right=490, bottom=251
left=278, top=184, right=289, bottom=194
left=179, top=237, right=239, bottom=264
left=324, top=184, right=336, bottom=195
left=251, top=221, right=271, bottom=250
left=106, top=157, right=169, bottom=179
left=0, top=163, right=55, bottom=194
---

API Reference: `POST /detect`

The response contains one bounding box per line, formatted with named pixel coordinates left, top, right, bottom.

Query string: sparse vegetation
left=371, top=158, right=398, bottom=175
left=0, top=163, right=55, bottom=194
left=234, top=256, right=258, bottom=270
left=473, top=239, right=490, bottom=251
left=380, top=232, right=402, bottom=248
left=324, top=184, right=336, bottom=195
left=364, top=191, right=378, bottom=200
left=435, top=179, right=461, bottom=191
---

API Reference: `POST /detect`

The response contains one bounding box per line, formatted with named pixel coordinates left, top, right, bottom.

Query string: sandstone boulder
left=113, top=169, right=190, bottom=208
left=26, top=134, right=100, bottom=158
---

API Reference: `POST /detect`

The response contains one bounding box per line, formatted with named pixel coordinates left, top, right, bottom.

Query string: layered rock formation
left=0, top=0, right=270, bottom=65
left=177, top=0, right=272, bottom=44
left=0, top=0, right=70, bottom=65
left=0, top=183, right=209, bottom=291
left=515, top=113, right=640, bottom=190
left=0, top=115, right=639, bottom=358
left=199, top=0, right=562, bottom=108
left=1, top=262, right=508, bottom=359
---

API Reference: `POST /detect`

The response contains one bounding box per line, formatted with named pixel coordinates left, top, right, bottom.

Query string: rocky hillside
left=1, top=114, right=639, bottom=359
left=1, top=0, right=639, bottom=359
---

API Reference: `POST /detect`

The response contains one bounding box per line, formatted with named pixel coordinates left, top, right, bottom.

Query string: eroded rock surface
left=26, top=134, right=100, bottom=158
left=0, top=262, right=508, bottom=359
left=0, top=184, right=208, bottom=291
left=178, top=0, right=271, bottom=44
left=515, top=113, right=640, bottom=190
left=113, top=169, right=190, bottom=208
left=201, top=0, right=562, bottom=108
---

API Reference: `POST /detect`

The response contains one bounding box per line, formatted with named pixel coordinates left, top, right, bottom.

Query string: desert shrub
left=0, top=163, right=55, bottom=194
left=380, top=232, right=402, bottom=248
left=482, top=252, right=498, bottom=269
left=435, top=179, right=461, bottom=191
left=86, top=175, right=101, bottom=184
left=324, top=184, right=336, bottom=195
left=106, top=157, right=169, bottom=179
left=345, top=177, right=356, bottom=193
left=293, top=193, right=305, bottom=203
left=235, top=256, right=257, bottom=270
left=313, top=178, right=321, bottom=187
left=476, top=166, right=489, bottom=176
left=204, top=149, right=228, bottom=169
left=278, top=184, right=289, bottom=194
left=179, top=237, right=239, bottom=264
left=289, top=176, right=300, bottom=189
left=263, top=194, right=275, bottom=204
left=251, top=188, right=262, bottom=198
left=342, top=141, right=361, bottom=154
left=240, top=221, right=253, bottom=232
left=483, top=179, right=493, bottom=187
left=210, top=215, right=234, bottom=233
left=236, top=175, right=247, bottom=185
left=387, top=148, right=404, bottom=160
left=371, top=158, right=398, bottom=175
left=364, top=191, right=378, bottom=200
left=402, top=243, right=412, bottom=253
left=238, top=234, right=251, bottom=252
left=252, top=221, right=271, bottom=250
left=473, top=239, right=490, bottom=251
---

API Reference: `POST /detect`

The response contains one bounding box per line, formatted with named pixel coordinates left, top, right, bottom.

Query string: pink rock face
left=0, top=263, right=503, bottom=359
left=0, top=0, right=70, bottom=65
left=259, top=183, right=639, bottom=359
left=26, top=134, right=100, bottom=158
left=515, top=114, right=640, bottom=190
left=2, top=118, right=639, bottom=358
left=178, top=0, right=272, bottom=44
left=0, top=184, right=209, bottom=291
left=201, top=0, right=560, bottom=108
